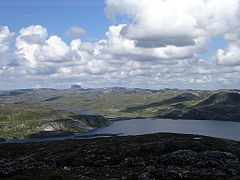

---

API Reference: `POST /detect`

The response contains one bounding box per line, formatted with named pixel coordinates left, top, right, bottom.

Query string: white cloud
left=14, top=25, right=70, bottom=71
left=65, top=26, right=86, bottom=37
left=106, top=0, right=205, bottom=47
left=216, top=43, right=240, bottom=66
left=15, top=25, right=48, bottom=67
left=0, top=26, right=14, bottom=61
left=105, top=0, right=240, bottom=56
left=70, top=39, right=94, bottom=62
left=17, top=25, right=48, bottom=44
left=36, top=35, right=70, bottom=62
left=1, top=0, right=240, bottom=90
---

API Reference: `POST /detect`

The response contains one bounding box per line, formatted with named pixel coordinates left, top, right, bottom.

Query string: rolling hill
left=0, top=87, right=240, bottom=140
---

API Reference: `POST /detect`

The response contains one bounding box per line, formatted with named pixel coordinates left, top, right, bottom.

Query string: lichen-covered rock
left=156, top=150, right=240, bottom=178
left=1, top=133, right=240, bottom=179
left=159, top=150, right=199, bottom=165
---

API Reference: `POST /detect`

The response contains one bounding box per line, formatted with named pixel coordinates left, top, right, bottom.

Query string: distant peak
left=70, top=85, right=82, bottom=89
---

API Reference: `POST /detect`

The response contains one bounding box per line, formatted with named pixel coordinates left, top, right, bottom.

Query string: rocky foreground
left=1, top=133, right=240, bottom=180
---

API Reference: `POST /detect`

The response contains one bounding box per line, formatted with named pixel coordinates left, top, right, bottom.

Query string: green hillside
left=0, top=87, right=240, bottom=140
left=0, top=102, right=107, bottom=140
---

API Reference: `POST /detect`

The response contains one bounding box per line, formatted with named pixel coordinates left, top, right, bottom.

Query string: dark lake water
left=1, top=118, right=240, bottom=144
left=83, top=118, right=240, bottom=140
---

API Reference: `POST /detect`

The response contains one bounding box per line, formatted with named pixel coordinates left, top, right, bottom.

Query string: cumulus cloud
left=0, top=0, right=240, bottom=90
left=216, top=43, right=240, bottom=66
left=65, top=26, right=86, bottom=37
left=106, top=0, right=203, bottom=48
left=70, top=39, right=94, bottom=62
left=0, top=26, right=14, bottom=61
left=14, top=25, right=48, bottom=67
left=36, top=36, right=70, bottom=62
left=105, top=0, right=240, bottom=55
left=18, top=25, right=48, bottom=44
left=13, top=25, right=70, bottom=70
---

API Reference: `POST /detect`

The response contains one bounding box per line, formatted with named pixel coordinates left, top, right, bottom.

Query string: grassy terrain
left=0, top=87, right=240, bottom=139
left=0, top=88, right=240, bottom=119
left=0, top=88, right=211, bottom=118
left=0, top=102, right=107, bottom=140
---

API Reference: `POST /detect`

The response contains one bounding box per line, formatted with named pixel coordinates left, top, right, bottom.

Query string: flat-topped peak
left=70, top=85, right=82, bottom=89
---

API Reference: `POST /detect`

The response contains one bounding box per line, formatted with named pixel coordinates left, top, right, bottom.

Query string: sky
left=0, top=0, right=240, bottom=90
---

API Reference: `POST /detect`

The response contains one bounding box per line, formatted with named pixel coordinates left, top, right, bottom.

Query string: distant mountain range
left=0, top=86, right=179, bottom=96
left=0, top=86, right=240, bottom=121
left=1, top=86, right=240, bottom=140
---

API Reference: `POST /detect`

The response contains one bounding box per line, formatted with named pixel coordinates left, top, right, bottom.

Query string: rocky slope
left=28, top=114, right=109, bottom=138
left=1, top=133, right=240, bottom=179
left=0, top=102, right=108, bottom=140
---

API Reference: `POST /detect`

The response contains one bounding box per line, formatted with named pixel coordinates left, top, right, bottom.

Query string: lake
left=82, top=118, right=240, bottom=141
left=1, top=118, right=240, bottom=144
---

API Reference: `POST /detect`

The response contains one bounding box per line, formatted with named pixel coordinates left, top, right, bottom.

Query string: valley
left=0, top=86, right=240, bottom=140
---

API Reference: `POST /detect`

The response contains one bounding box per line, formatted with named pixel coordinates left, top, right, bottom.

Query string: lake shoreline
left=2, top=117, right=240, bottom=143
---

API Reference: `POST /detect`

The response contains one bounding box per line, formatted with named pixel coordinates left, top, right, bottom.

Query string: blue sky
left=0, top=0, right=239, bottom=90
left=0, top=0, right=227, bottom=59
left=199, top=37, right=227, bottom=60
left=0, top=0, right=110, bottom=43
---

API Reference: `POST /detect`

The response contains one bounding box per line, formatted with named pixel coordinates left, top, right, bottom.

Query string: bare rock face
left=41, top=119, right=94, bottom=132
left=28, top=114, right=108, bottom=138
